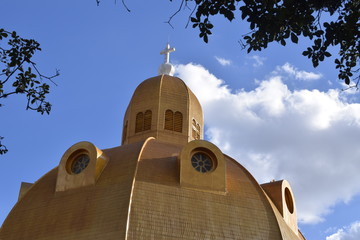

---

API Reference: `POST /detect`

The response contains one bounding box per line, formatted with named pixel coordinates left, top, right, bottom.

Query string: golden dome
left=0, top=138, right=304, bottom=239
left=0, top=66, right=306, bottom=239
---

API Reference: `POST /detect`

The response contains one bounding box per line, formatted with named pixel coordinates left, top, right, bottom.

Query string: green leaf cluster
left=0, top=28, right=59, bottom=155
left=180, top=0, right=359, bottom=87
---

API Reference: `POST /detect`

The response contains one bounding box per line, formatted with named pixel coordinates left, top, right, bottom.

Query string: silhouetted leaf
left=291, top=33, right=298, bottom=43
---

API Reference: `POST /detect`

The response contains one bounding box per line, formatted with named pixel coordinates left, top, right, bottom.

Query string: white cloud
left=326, top=221, right=360, bottom=240
left=249, top=55, right=266, bottom=67
left=275, top=62, right=323, bottom=81
left=215, top=56, right=231, bottom=66
left=175, top=63, right=360, bottom=224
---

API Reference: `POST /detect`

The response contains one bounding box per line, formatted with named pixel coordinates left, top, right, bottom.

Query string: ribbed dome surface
left=122, top=74, right=203, bottom=146
left=0, top=139, right=304, bottom=240
left=0, top=71, right=306, bottom=240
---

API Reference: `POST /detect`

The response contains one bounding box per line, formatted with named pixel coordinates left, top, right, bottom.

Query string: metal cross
left=160, top=43, right=175, bottom=64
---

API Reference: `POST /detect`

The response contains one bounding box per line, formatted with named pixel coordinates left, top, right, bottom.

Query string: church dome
left=0, top=138, right=304, bottom=240
left=122, top=74, right=203, bottom=146
left=0, top=45, right=306, bottom=240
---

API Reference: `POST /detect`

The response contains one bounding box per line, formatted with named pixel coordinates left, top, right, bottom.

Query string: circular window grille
left=191, top=152, right=213, bottom=173
left=71, top=154, right=90, bottom=174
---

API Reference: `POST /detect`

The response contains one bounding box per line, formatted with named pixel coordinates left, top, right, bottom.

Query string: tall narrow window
left=192, top=119, right=200, bottom=140
left=196, top=123, right=201, bottom=140
left=144, top=110, right=152, bottom=131
left=135, top=112, right=144, bottom=133
left=174, top=111, right=183, bottom=133
left=164, top=110, right=174, bottom=130
left=192, top=119, right=197, bottom=139
left=122, top=121, right=128, bottom=144
left=135, top=110, right=152, bottom=133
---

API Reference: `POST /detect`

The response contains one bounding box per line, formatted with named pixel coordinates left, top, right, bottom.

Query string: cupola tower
left=121, top=44, right=204, bottom=146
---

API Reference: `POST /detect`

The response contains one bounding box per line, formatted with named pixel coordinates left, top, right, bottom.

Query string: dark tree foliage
left=0, top=28, right=59, bottom=154
left=168, top=0, right=359, bottom=88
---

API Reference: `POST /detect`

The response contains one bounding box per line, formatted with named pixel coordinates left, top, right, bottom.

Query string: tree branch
left=122, top=0, right=131, bottom=12
left=0, top=59, right=26, bottom=85
left=166, top=0, right=186, bottom=29
left=0, top=136, right=8, bottom=155
left=31, top=63, right=59, bottom=86
left=0, top=91, right=19, bottom=98
left=96, top=0, right=131, bottom=12
left=185, top=3, right=198, bottom=28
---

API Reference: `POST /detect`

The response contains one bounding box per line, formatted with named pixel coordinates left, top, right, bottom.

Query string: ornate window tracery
left=191, top=152, right=213, bottom=173
left=71, top=154, right=90, bottom=174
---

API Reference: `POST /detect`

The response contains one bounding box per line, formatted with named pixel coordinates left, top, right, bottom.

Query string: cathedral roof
left=0, top=45, right=306, bottom=240
left=0, top=139, right=304, bottom=239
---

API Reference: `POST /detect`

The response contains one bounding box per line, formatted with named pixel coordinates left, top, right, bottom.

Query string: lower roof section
left=0, top=138, right=305, bottom=240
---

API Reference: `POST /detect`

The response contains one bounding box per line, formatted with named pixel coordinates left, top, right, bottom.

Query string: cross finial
left=158, top=43, right=176, bottom=76
left=160, top=43, right=175, bottom=64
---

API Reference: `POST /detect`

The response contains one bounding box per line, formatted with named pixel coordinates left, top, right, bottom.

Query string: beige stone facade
left=0, top=73, right=306, bottom=240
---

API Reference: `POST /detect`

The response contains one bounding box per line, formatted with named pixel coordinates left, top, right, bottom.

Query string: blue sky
left=1, top=1, right=360, bottom=240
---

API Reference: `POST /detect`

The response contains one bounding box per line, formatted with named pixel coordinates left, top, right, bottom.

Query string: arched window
left=144, top=110, right=152, bottom=131
left=196, top=123, right=201, bottom=140
left=164, top=110, right=174, bottom=130
left=135, top=112, right=144, bottom=133
left=192, top=119, right=197, bottom=139
left=135, top=110, right=152, bottom=133
left=192, top=119, right=200, bottom=140
left=174, top=111, right=183, bottom=133
left=164, top=110, right=183, bottom=133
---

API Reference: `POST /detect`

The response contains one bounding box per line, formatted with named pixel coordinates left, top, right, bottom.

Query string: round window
left=71, top=154, right=90, bottom=174
left=284, top=187, right=294, bottom=214
left=191, top=152, right=213, bottom=173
